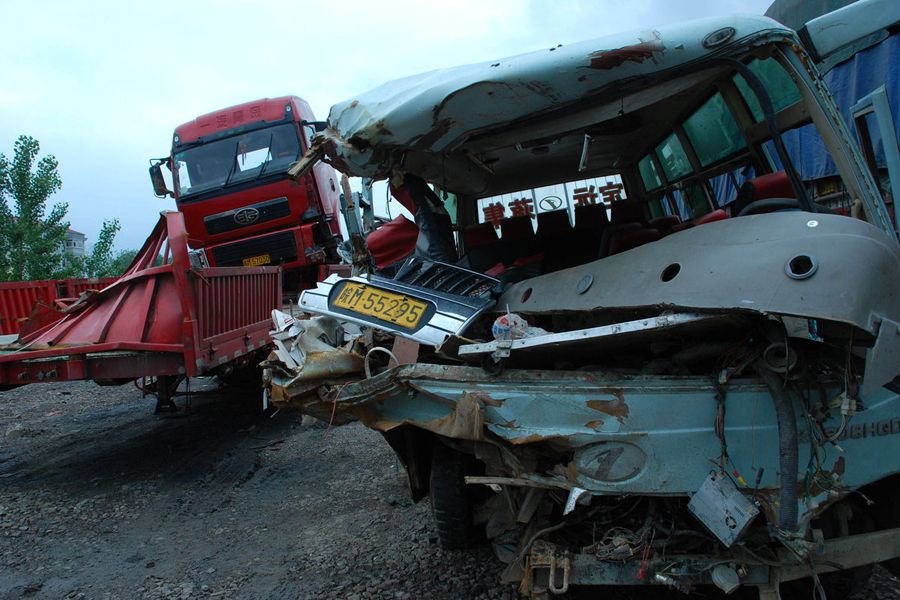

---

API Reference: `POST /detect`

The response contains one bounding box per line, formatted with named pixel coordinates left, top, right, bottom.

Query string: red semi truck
left=149, top=96, right=343, bottom=289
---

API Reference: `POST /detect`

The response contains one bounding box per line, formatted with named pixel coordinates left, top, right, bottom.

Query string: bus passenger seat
left=461, top=222, right=502, bottom=273
left=732, top=171, right=794, bottom=215
left=572, top=203, right=609, bottom=264
left=648, top=215, right=681, bottom=236
left=500, top=216, right=539, bottom=266
left=610, top=200, right=647, bottom=225
left=536, top=209, right=574, bottom=272
left=599, top=222, right=642, bottom=257
left=694, top=209, right=728, bottom=225
left=607, top=227, right=662, bottom=256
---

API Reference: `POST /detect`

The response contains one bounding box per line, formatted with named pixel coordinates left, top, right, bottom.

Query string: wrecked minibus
left=266, top=13, right=900, bottom=599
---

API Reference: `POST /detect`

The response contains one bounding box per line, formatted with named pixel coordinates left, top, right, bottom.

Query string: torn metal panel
left=262, top=312, right=364, bottom=415
left=263, top=312, right=363, bottom=381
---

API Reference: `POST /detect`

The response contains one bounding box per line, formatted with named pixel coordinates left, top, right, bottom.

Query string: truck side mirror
left=149, top=161, right=173, bottom=198
left=301, top=120, right=328, bottom=133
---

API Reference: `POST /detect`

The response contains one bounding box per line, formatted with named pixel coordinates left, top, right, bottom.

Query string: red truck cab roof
left=173, top=96, right=315, bottom=146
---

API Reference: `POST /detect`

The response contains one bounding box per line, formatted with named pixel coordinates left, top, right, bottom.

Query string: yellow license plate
left=332, top=282, right=428, bottom=328
left=242, top=253, right=271, bottom=267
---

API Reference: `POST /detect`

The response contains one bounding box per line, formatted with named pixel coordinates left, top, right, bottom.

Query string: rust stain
left=585, top=419, right=604, bottom=430
left=522, top=80, right=558, bottom=101
left=587, top=391, right=629, bottom=421
left=832, top=456, right=845, bottom=477
left=414, top=117, right=455, bottom=150
left=587, top=40, right=664, bottom=70
left=508, top=433, right=547, bottom=445
left=419, top=391, right=485, bottom=440
left=749, top=489, right=779, bottom=526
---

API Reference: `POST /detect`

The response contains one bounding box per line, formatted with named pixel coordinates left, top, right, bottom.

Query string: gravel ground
left=1, top=379, right=899, bottom=599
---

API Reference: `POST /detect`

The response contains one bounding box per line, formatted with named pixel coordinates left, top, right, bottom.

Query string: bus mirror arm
left=149, top=158, right=174, bottom=199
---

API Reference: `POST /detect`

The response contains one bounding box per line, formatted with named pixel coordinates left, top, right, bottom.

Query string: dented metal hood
left=320, top=14, right=794, bottom=188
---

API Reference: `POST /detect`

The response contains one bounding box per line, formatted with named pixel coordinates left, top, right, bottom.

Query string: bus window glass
left=638, top=155, right=662, bottom=191
left=671, top=183, right=710, bottom=220
left=709, top=164, right=755, bottom=206
left=648, top=197, right=665, bottom=218
left=733, top=58, right=803, bottom=122
left=656, top=133, right=692, bottom=182
left=683, top=93, right=746, bottom=166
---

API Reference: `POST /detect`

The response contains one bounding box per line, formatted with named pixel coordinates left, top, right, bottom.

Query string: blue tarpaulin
left=783, top=33, right=900, bottom=180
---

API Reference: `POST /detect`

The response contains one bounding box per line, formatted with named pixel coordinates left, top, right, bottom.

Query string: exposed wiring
left=364, top=346, right=400, bottom=378
left=322, top=382, right=351, bottom=443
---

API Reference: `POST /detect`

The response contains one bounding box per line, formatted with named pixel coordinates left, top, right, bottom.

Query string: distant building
left=64, top=229, right=86, bottom=259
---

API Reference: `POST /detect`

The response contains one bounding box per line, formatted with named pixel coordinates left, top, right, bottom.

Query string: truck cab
left=152, top=96, right=342, bottom=287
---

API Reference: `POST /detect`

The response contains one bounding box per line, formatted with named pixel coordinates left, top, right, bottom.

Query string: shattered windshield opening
left=174, top=123, right=301, bottom=199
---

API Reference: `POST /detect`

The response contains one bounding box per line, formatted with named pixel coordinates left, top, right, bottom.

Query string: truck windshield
left=173, top=123, right=301, bottom=199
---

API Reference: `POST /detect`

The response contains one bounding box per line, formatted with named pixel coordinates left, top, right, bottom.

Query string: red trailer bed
left=0, top=212, right=281, bottom=407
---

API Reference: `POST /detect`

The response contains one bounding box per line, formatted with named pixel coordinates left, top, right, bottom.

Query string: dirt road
left=1, top=380, right=898, bottom=599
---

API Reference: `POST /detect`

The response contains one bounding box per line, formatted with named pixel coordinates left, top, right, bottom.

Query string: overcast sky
left=1, top=0, right=772, bottom=250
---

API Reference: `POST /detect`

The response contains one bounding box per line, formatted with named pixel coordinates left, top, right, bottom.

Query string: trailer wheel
left=430, top=442, right=477, bottom=549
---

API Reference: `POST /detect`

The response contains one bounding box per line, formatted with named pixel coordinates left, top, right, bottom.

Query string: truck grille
left=203, top=196, right=291, bottom=235
left=210, top=230, right=297, bottom=266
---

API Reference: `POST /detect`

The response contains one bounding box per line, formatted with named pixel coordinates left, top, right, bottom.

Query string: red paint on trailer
left=0, top=212, right=281, bottom=387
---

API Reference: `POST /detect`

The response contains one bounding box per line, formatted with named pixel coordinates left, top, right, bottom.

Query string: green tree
left=107, top=249, right=138, bottom=276
left=64, top=220, right=132, bottom=277
left=0, top=135, right=69, bottom=280
left=81, top=219, right=121, bottom=277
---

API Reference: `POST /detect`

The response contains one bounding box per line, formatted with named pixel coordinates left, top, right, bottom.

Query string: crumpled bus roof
left=319, top=14, right=794, bottom=194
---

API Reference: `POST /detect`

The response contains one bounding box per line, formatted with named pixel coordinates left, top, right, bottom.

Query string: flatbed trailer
left=0, top=211, right=281, bottom=409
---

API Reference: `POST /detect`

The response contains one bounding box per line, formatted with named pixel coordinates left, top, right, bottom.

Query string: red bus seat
left=733, top=171, right=796, bottom=215
left=694, top=209, right=728, bottom=226
left=648, top=215, right=681, bottom=236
